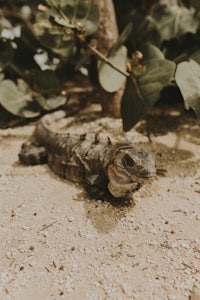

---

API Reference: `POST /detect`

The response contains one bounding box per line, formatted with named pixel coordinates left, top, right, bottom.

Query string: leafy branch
left=0, top=0, right=199, bottom=130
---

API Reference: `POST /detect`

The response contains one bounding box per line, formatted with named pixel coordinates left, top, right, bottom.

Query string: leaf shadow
left=135, top=103, right=200, bottom=143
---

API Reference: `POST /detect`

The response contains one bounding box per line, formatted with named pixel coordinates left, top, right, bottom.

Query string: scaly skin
left=19, top=111, right=156, bottom=202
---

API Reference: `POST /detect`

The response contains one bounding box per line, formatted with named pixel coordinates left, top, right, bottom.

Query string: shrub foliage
left=0, top=0, right=199, bottom=130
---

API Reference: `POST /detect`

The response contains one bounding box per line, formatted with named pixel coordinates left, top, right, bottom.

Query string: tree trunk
left=90, top=0, right=126, bottom=117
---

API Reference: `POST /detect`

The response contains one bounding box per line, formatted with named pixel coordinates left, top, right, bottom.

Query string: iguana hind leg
left=19, top=142, right=47, bottom=165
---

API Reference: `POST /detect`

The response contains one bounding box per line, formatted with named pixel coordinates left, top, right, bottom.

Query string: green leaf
left=153, top=2, right=199, bottom=40
left=175, top=60, right=200, bottom=118
left=121, top=44, right=175, bottom=131
left=141, top=44, right=164, bottom=61
left=110, top=23, right=133, bottom=56
left=98, top=45, right=127, bottom=93
left=77, top=3, right=100, bottom=36
left=0, top=79, right=41, bottom=118
left=140, top=59, right=174, bottom=85
left=36, top=95, right=66, bottom=111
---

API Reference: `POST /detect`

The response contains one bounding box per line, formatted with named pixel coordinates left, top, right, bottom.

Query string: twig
left=45, top=266, right=51, bottom=273
left=131, top=74, right=143, bottom=101
left=39, top=220, right=57, bottom=231
left=182, top=262, right=200, bottom=274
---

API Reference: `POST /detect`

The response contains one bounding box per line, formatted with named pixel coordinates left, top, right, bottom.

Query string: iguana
left=19, top=111, right=156, bottom=203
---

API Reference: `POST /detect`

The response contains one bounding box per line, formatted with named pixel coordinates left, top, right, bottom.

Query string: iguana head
left=107, top=145, right=156, bottom=198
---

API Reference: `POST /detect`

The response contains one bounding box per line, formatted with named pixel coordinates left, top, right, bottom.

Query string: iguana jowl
left=19, top=111, right=156, bottom=202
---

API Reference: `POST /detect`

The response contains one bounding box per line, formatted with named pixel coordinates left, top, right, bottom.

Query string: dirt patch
left=0, top=104, right=200, bottom=299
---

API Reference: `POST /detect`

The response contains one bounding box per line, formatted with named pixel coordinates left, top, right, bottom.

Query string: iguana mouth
left=107, top=164, right=141, bottom=198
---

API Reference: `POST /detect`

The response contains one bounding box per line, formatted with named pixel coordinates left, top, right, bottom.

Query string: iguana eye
left=122, top=154, right=135, bottom=168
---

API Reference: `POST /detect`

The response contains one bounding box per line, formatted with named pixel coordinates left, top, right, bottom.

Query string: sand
left=0, top=104, right=200, bottom=300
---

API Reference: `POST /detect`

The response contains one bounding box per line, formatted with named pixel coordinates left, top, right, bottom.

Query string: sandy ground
left=0, top=104, right=200, bottom=300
